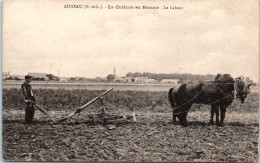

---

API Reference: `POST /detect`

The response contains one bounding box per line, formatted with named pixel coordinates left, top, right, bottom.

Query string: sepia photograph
left=2, top=0, right=259, bottom=162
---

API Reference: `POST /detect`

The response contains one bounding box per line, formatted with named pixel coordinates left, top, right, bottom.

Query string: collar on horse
left=233, top=82, right=238, bottom=99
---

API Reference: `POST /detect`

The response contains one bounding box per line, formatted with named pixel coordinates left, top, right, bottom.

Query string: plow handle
left=24, top=100, right=58, bottom=123
left=63, top=88, right=114, bottom=120
left=77, top=88, right=113, bottom=111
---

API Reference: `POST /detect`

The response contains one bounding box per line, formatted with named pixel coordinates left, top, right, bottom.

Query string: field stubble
left=2, top=88, right=259, bottom=162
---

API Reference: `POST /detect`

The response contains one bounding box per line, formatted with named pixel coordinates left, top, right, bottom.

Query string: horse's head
left=235, top=78, right=252, bottom=103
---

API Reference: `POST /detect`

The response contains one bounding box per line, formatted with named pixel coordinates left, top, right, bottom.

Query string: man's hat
left=25, top=75, right=33, bottom=79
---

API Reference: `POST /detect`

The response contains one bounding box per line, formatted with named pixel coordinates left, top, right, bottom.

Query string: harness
left=171, top=80, right=248, bottom=116
left=233, top=80, right=249, bottom=100
left=174, top=81, right=247, bottom=111
left=233, top=82, right=238, bottom=99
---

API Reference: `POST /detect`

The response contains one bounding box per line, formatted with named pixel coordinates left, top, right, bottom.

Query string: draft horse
left=209, top=74, right=252, bottom=125
left=168, top=74, right=252, bottom=126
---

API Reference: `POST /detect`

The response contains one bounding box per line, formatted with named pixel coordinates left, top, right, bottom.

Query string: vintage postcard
left=2, top=0, right=259, bottom=162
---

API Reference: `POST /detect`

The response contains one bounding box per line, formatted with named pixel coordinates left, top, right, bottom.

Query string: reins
left=171, top=81, right=240, bottom=116
left=172, top=84, right=208, bottom=110
left=172, top=94, right=234, bottom=116
left=213, top=80, right=249, bottom=99
left=170, top=78, right=250, bottom=117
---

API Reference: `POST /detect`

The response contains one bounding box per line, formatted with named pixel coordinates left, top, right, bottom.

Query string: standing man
left=21, top=75, right=36, bottom=124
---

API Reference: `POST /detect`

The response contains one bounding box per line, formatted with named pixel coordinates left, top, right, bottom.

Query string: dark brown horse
left=168, top=74, right=252, bottom=126
left=209, top=74, right=252, bottom=125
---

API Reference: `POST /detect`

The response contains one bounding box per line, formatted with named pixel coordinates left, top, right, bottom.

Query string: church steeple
left=113, top=66, right=116, bottom=76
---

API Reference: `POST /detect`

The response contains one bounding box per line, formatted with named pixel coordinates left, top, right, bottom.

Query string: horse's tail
left=168, top=88, right=176, bottom=108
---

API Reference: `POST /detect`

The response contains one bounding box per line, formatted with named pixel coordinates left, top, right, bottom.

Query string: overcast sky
left=3, top=0, right=259, bottom=81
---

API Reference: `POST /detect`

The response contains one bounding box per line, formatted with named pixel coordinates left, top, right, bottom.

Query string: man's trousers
left=25, top=103, right=35, bottom=123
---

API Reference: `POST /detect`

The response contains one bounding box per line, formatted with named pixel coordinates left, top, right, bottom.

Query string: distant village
left=2, top=67, right=254, bottom=84
left=2, top=67, right=180, bottom=84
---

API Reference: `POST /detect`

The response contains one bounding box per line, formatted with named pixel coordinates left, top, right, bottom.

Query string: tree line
left=126, top=72, right=216, bottom=82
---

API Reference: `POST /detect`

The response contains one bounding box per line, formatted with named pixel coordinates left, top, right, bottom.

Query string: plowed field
left=2, top=89, right=259, bottom=162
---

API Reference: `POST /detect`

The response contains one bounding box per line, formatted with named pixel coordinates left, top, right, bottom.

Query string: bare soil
left=2, top=107, right=259, bottom=162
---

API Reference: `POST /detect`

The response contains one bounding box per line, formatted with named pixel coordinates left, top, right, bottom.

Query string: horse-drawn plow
left=35, top=88, right=136, bottom=125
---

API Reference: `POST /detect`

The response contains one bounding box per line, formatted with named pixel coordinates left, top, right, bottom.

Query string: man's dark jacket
left=21, top=82, right=36, bottom=102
